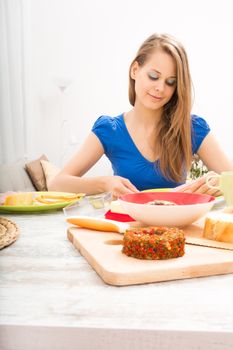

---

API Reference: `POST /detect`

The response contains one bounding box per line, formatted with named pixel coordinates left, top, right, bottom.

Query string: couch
left=0, top=155, right=60, bottom=192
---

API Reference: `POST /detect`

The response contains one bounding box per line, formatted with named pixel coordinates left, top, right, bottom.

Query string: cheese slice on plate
left=4, top=192, right=33, bottom=206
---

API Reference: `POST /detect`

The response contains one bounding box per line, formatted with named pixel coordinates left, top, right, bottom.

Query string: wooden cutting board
left=67, top=221, right=233, bottom=286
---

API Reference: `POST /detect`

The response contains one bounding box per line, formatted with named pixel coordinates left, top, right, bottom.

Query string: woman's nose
left=154, top=80, right=165, bottom=93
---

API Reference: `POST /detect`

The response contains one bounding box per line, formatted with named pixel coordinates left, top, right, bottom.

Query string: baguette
left=203, top=212, right=233, bottom=243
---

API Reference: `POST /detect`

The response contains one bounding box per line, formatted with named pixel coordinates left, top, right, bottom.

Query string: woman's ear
left=130, top=61, right=139, bottom=80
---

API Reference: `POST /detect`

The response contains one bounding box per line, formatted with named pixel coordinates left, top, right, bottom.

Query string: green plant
left=189, top=155, right=208, bottom=180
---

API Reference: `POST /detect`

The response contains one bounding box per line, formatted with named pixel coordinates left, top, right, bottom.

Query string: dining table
left=0, top=206, right=233, bottom=350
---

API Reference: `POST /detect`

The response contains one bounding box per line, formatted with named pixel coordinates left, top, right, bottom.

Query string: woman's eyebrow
left=150, top=69, right=161, bottom=75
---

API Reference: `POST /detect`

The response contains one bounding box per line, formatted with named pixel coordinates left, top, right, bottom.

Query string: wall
left=25, top=0, right=233, bottom=175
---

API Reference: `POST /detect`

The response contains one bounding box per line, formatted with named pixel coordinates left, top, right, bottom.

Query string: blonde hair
left=128, top=33, right=193, bottom=182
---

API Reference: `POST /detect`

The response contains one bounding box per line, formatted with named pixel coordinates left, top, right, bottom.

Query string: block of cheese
left=203, top=212, right=233, bottom=243
left=4, top=192, right=33, bottom=206
left=110, top=200, right=126, bottom=214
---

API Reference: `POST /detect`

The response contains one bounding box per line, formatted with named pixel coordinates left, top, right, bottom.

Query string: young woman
left=49, top=33, right=233, bottom=197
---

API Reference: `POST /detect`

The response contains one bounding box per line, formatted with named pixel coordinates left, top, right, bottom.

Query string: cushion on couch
left=25, top=154, right=48, bottom=191
left=40, top=160, right=60, bottom=188
left=0, top=160, right=36, bottom=192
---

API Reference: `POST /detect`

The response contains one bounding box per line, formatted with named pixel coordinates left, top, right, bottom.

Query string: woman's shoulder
left=191, top=114, right=211, bottom=153
left=191, top=114, right=210, bottom=132
left=91, top=113, right=125, bottom=153
left=92, top=114, right=124, bottom=131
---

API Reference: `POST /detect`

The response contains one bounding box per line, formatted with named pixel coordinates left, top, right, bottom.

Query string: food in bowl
left=147, top=199, right=177, bottom=206
left=119, top=192, right=215, bottom=227
left=122, top=226, right=185, bottom=260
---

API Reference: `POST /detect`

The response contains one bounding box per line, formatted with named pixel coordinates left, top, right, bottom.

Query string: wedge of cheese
left=110, top=200, right=126, bottom=214
left=4, top=192, right=33, bottom=206
left=203, top=212, right=233, bottom=243
left=66, top=216, right=129, bottom=233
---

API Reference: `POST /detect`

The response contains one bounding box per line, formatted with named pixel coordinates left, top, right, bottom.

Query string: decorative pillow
left=25, top=155, right=48, bottom=191
left=40, top=160, right=60, bottom=188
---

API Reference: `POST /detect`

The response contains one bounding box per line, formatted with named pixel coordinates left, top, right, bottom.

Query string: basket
left=0, top=217, right=20, bottom=249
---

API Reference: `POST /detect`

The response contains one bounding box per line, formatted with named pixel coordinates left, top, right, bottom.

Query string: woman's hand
left=103, top=176, right=139, bottom=198
left=173, top=171, right=222, bottom=197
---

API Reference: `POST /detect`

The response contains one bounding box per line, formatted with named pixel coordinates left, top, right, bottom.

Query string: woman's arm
left=48, top=132, right=138, bottom=196
left=197, top=132, right=233, bottom=172
left=174, top=132, right=233, bottom=195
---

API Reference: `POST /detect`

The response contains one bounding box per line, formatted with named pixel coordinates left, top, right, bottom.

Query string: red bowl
left=119, top=192, right=215, bottom=227
left=120, top=192, right=215, bottom=205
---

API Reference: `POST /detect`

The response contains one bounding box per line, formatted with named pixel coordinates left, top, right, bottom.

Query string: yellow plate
left=0, top=191, right=84, bottom=213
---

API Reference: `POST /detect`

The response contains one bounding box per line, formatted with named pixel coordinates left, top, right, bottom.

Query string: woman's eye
left=166, top=78, right=177, bottom=87
left=148, top=72, right=159, bottom=80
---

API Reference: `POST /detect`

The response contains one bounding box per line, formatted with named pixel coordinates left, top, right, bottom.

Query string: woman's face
left=131, top=49, right=177, bottom=111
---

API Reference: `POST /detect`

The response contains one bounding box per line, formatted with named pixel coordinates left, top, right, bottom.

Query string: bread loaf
left=203, top=212, right=233, bottom=243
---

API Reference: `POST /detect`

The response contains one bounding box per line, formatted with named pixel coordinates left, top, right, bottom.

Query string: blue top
left=92, top=114, right=210, bottom=191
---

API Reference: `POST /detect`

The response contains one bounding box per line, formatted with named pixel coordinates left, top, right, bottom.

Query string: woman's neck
left=124, top=105, right=162, bottom=132
left=123, top=106, right=162, bottom=162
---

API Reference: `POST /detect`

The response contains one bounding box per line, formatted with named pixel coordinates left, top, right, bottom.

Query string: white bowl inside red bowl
left=118, top=192, right=215, bottom=227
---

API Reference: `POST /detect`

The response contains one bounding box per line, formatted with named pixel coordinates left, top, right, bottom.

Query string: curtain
left=0, top=0, right=27, bottom=164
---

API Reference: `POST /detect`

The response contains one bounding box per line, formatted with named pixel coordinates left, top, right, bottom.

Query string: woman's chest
left=129, top=132, right=158, bottom=162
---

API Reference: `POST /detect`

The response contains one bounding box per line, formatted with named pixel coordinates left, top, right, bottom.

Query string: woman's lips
left=148, top=93, right=162, bottom=101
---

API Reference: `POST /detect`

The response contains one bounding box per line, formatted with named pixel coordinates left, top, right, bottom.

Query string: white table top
left=0, top=209, right=233, bottom=350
